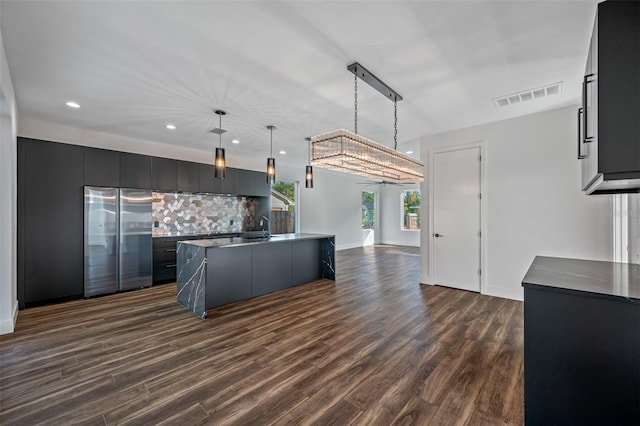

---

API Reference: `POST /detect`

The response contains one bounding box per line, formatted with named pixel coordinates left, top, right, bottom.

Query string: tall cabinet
left=578, top=1, right=640, bottom=194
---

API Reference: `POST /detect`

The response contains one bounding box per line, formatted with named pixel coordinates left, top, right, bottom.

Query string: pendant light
left=305, top=137, right=313, bottom=188
left=266, top=125, right=276, bottom=184
left=214, top=109, right=226, bottom=179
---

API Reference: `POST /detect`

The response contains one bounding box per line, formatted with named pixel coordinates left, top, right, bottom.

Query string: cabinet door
left=24, top=139, right=84, bottom=304
left=581, top=19, right=599, bottom=191
left=237, top=169, right=255, bottom=196
left=206, top=246, right=252, bottom=308
left=251, top=242, right=293, bottom=296
left=177, top=160, right=200, bottom=193
left=120, top=153, right=151, bottom=189
left=220, top=167, right=239, bottom=195
left=292, top=240, right=321, bottom=286
left=598, top=1, right=640, bottom=176
left=84, top=147, right=120, bottom=187
left=199, top=163, right=222, bottom=194
left=151, top=157, right=177, bottom=191
left=254, top=170, right=271, bottom=197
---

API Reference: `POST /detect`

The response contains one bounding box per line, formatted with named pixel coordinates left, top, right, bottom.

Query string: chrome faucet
left=259, top=215, right=271, bottom=237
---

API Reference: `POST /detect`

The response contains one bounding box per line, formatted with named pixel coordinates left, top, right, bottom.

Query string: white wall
left=19, top=118, right=371, bottom=251
left=379, top=184, right=420, bottom=247
left=0, top=26, right=19, bottom=334
left=420, top=105, right=613, bottom=301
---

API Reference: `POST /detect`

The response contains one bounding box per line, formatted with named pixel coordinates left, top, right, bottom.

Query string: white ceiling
left=0, top=0, right=596, bottom=165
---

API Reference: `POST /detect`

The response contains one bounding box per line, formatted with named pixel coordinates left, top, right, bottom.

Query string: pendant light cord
left=354, top=72, right=358, bottom=134
left=394, top=97, right=398, bottom=151
left=270, top=127, right=273, bottom=157
left=219, top=113, right=222, bottom=148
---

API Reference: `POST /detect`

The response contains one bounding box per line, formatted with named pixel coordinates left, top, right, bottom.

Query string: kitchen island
left=176, top=233, right=335, bottom=318
left=522, top=256, right=639, bottom=426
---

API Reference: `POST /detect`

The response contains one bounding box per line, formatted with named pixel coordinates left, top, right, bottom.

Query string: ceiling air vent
left=494, top=82, right=563, bottom=107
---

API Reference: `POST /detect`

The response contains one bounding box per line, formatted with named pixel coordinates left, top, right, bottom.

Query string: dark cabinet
left=177, top=160, right=200, bottom=193
left=237, top=169, right=255, bottom=196
left=579, top=1, right=640, bottom=194
left=292, top=240, right=322, bottom=286
left=220, top=167, right=238, bottom=195
left=205, top=246, right=252, bottom=308
left=254, top=171, right=271, bottom=197
left=199, top=163, right=221, bottom=194
left=84, top=147, right=120, bottom=187
left=151, top=157, right=177, bottom=191
left=152, top=236, right=199, bottom=284
left=251, top=242, right=293, bottom=296
left=21, top=138, right=85, bottom=305
left=523, top=257, right=640, bottom=425
left=120, top=153, right=151, bottom=189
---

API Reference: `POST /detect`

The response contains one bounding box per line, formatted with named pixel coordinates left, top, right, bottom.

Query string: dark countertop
left=152, top=231, right=240, bottom=239
left=178, top=233, right=335, bottom=249
left=522, top=256, right=640, bottom=301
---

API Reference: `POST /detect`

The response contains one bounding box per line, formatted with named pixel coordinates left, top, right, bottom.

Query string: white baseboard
left=484, top=286, right=524, bottom=302
left=336, top=242, right=364, bottom=251
left=419, top=274, right=432, bottom=285
left=0, top=300, right=18, bottom=335
left=380, top=240, right=420, bottom=247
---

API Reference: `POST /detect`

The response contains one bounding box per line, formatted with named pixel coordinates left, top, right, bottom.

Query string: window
left=362, top=191, right=375, bottom=229
left=402, top=190, right=420, bottom=230
left=270, top=181, right=297, bottom=234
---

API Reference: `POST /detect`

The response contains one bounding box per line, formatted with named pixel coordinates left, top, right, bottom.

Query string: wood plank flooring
left=0, top=245, right=524, bottom=425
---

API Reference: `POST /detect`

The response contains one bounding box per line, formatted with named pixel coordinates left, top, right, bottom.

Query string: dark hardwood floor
left=0, top=245, right=524, bottom=425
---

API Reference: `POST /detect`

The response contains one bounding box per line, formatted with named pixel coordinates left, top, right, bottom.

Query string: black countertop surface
left=522, top=256, right=640, bottom=301
left=178, top=233, right=335, bottom=249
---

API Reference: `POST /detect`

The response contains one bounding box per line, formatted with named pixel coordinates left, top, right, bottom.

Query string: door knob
left=433, top=233, right=443, bottom=237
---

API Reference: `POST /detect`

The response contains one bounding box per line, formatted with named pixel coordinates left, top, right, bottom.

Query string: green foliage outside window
left=402, top=190, right=420, bottom=230
left=362, top=191, right=375, bottom=229
left=273, top=181, right=296, bottom=212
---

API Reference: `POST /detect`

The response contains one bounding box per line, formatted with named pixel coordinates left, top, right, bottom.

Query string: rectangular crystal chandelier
left=311, top=129, right=424, bottom=183
left=310, top=62, right=424, bottom=183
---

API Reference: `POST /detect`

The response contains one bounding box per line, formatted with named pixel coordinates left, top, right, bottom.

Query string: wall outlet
left=230, top=220, right=233, bottom=225
left=154, top=221, right=159, bottom=228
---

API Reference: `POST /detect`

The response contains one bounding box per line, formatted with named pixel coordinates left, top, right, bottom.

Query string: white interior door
left=432, top=147, right=481, bottom=292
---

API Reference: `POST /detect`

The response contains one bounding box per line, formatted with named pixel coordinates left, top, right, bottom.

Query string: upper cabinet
left=578, top=1, right=640, bottom=195
left=151, top=157, right=178, bottom=192
left=199, top=163, right=221, bottom=194
left=177, top=160, right=200, bottom=193
left=84, top=147, right=120, bottom=187
left=120, top=153, right=151, bottom=189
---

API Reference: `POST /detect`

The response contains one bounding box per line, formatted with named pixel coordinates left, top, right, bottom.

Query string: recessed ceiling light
left=165, top=124, right=176, bottom=130
left=405, top=150, right=414, bottom=154
left=232, top=139, right=240, bottom=144
left=65, top=101, right=80, bottom=108
left=279, top=150, right=286, bottom=155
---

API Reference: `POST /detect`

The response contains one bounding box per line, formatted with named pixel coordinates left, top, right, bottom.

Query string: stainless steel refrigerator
left=84, top=187, right=152, bottom=297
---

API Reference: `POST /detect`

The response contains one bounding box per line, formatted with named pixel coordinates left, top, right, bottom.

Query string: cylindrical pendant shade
left=214, top=147, right=226, bottom=179
left=305, top=165, right=313, bottom=188
left=266, top=157, right=276, bottom=184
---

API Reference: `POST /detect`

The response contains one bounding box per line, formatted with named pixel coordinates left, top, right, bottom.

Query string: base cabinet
left=523, top=258, right=640, bottom=426
left=206, top=246, right=252, bottom=308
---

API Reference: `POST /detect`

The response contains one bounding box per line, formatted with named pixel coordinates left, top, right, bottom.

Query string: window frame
left=361, top=190, right=376, bottom=230
left=400, top=189, right=420, bottom=232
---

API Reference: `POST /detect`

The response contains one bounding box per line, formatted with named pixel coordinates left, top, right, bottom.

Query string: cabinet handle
left=583, top=73, right=594, bottom=143
left=577, top=108, right=586, bottom=159
left=164, top=249, right=177, bottom=252
left=166, top=264, right=176, bottom=268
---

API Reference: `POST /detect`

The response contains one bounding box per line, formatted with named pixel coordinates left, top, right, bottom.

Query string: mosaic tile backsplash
left=152, top=192, right=262, bottom=236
